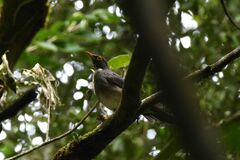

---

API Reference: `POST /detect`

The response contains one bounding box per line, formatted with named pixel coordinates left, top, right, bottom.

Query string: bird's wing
left=103, top=70, right=124, bottom=88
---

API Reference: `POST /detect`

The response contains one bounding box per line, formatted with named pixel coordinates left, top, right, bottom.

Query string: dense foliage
left=0, top=0, right=240, bottom=159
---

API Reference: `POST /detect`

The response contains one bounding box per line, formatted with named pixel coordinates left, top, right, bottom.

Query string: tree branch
left=5, top=101, right=99, bottom=160
left=52, top=38, right=150, bottom=160
left=0, top=88, right=37, bottom=122
left=50, top=44, right=240, bottom=159
left=220, top=0, right=240, bottom=31
left=140, top=46, right=240, bottom=119
left=0, top=0, right=49, bottom=68
left=186, top=46, right=240, bottom=82
left=127, top=0, right=222, bottom=159
left=214, top=110, right=240, bottom=127
left=51, top=1, right=240, bottom=159
left=52, top=1, right=177, bottom=159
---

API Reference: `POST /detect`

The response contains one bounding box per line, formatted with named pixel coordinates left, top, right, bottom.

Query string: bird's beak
left=85, top=51, right=94, bottom=57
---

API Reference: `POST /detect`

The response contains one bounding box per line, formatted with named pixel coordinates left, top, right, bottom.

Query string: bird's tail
left=142, top=103, right=175, bottom=124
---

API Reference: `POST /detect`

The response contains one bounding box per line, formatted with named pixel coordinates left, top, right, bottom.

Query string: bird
left=86, top=51, right=123, bottom=111
left=85, top=51, right=174, bottom=123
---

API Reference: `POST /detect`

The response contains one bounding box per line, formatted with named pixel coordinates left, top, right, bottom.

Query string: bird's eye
left=97, top=56, right=102, bottom=61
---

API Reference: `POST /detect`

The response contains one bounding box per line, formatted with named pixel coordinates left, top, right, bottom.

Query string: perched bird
left=86, top=51, right=123, bottom=110
left=86, top=51, right=174, bottom=123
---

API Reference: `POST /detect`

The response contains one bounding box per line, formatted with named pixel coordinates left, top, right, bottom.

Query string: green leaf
left=69, top=12, right=84, bottom=22
left=64, top=42, right=84, bottom=53
left=85, top=9, right=120, bottom=24
left=35, top=41, right=58, bottom=52
left=108, top=54, right=131, bottom=70
left=222, top=119, right=240, bottom=151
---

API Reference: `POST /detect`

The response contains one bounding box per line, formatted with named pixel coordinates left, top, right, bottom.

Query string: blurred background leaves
left=0, top=0, right=240, bottom=159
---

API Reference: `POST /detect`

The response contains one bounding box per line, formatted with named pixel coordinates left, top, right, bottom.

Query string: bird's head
left=86, top=51, right=109, bottom=69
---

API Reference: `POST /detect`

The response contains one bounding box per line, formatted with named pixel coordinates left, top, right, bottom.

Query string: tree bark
left=0, top=0, right=49, bottom=68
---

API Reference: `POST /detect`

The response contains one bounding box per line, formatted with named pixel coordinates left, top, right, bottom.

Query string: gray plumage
left=93, top=69, right=123, bottom=110
left=86, top=51, right=174, bottom=123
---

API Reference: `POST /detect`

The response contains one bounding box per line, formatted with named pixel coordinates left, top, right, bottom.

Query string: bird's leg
left=97, top=103, right=110, bottom=122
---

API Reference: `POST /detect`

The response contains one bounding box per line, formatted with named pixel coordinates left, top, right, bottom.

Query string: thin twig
left=140, top=47, right=240, bottom=116
left=6, top=46, right=240, bottom=160
left=5, top=101, right=99, bottom=160
left=185, top=47, right=240, bottom=82
left=214, top=111, right=240, bottom=127
left=52, top=37, right=151, bottom=160
left=220, top=0, right=240, bottom=31
left=45, top=105, right=51, bottom=141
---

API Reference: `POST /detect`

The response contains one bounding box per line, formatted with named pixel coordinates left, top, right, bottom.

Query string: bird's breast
left=93, top=70, right=122, bottom=110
